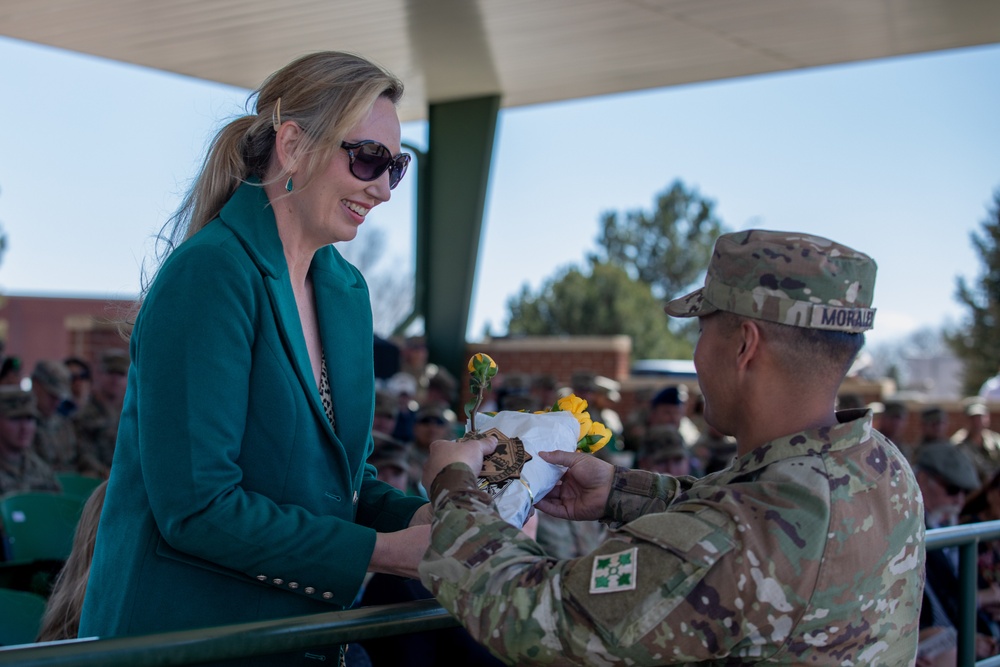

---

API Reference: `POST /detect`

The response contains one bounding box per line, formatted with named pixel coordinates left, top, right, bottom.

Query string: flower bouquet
left=464, top=354, right=613, bottom=527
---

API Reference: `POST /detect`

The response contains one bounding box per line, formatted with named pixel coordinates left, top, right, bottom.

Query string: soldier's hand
left=535, top=450, right=614, bottom=521
left=422, top=435, right=498, bottom=492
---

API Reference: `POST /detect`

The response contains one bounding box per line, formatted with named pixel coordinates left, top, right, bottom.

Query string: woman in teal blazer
left=79, top=52, right=429, bottom=662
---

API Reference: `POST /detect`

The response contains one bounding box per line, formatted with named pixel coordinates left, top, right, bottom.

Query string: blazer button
left=288, top=582, right=299, bottom=589
left=273, top=578, right=284, bottom=585
left=256, top=575, right=267, bottom=581
left=305, top=587, right=316, bottom=594
left=353, top=490, right=358, bottom=505
left=322, top=592, right=333, bottom=599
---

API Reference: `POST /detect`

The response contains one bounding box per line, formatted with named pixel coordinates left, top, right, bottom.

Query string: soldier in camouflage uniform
left=418, top=229, right=925, bottom=665
left=0, top=386, right=61, bottom=495
left=74, top=349, right=129, bottom=479
left=31, top=359, right=80, bottom=472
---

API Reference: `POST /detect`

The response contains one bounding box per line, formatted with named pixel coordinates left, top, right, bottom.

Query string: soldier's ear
left=735, top=319, right=761, bottom=372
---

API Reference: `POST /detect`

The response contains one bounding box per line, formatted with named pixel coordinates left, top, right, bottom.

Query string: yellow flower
left=574, top=411, right=593, bottom=441
left=577, top=421, right=613, bottom=454
left=555, top=394, right=588, bottom=415
left=467, top=353, right=498, bottom=379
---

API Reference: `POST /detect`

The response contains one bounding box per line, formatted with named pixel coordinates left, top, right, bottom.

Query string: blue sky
left=1, top=36, right=998, bottom=349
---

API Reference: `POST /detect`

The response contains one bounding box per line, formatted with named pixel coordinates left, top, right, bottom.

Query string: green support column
left=419, top=95, right=500, bottom=385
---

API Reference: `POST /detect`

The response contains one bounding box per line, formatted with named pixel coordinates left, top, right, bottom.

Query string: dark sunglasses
left=417, top=417, right=446, bottom=426
left=340, top=140, right=410, bottom=190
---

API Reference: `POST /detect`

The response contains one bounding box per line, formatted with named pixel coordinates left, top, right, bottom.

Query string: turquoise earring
left=285, top=177, right=294, bottom=192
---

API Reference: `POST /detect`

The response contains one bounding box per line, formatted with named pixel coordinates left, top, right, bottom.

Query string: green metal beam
left=419, top=95, right=500, bottom=383
left=0, top=600, right=457, bottom=666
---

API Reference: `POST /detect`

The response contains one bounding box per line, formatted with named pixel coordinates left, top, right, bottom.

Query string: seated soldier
left=0, top=386, right=61, bottom=496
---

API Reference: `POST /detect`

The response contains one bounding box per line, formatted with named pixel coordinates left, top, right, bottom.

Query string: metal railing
left=3, top=521, right=1000, bottom=666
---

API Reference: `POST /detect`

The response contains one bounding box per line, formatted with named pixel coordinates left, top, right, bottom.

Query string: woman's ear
left=274, top=121, right=302, bottom=175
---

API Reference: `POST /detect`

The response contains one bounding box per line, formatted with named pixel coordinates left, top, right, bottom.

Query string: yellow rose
left=555, top=394, right=588, bottom=415
left=575, top=411, right=593, bottom=441
left=577, top=421, right=613, bottom=454
left=467, top=353, right=498, bottom=379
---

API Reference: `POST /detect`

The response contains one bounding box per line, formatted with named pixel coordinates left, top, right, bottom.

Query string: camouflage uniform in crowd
left=74, top=350, right=129, bottom=478
left=420, top=230, right=925, bottom=665
left=0, top=451, right=61, bottom=496
left=31, top=360, right=79, bottom=472
left=35, top=415, right=78, bottom=473
left=0, top=388, right=60, bottom=495
left=74, top=396, right=121, bottom=478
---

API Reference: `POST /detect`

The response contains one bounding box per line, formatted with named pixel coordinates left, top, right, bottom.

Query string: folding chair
left=0, top=492, right=84, bottom=564
left=0, top=492, right=84, bottom=596
left=0, top=587, right=48, bottom=646
left=54, top=473, right=103, bottom=501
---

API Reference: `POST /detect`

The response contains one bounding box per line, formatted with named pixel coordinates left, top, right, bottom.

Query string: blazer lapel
left=312, top=245, right=375, bottom=474
left=218, top=181, right=336, bottom=441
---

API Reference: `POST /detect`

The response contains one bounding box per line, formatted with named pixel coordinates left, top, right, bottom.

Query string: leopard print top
left=319, top=353, right=335, bottom=432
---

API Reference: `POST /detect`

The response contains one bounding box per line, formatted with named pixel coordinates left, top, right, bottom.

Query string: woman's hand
left=421, top=435, right=497, bottom=492
left=534, top=450, right=615, bottom=522
left=369, top=524, right=431, bottom=579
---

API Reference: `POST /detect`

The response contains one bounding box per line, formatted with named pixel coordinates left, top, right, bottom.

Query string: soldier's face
left=693, top=314, right=737, bottom=436
left=0, top=416, right=36, bottom=456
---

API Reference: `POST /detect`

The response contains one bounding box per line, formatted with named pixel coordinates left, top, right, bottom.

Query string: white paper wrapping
left=470, top=410, right=581, bottom=527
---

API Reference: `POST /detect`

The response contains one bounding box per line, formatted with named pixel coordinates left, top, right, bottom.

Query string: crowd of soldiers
left=0, top=349, right=129, bottom=498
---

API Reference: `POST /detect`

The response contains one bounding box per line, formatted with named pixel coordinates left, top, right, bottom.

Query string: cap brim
left=664, top=288, right=718, bottom=318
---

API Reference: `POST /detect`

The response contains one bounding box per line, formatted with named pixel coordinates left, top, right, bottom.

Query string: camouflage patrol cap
left=916, top=443, right=980, bottom=492
left=374, top=389, right=398, bottom=418
left=639, top=425, right=688, bottom=463
left=370, top=433, right=411, bottom=472
left=965, top=399, right=990, bottom=417
left=665, top=229, right=877, bottom=332
left=0, top=386, right=40, bottom=419
left=31, top=360, right=71, bottom=399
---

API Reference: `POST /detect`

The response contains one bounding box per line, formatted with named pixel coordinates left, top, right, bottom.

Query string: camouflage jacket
left=420, top=409, right=925, bottom=665
left=73, top=396, right=120, bottom=478
left=0, top=450, right=61, bottom=496
left=35, top=412, right=79, bottom=472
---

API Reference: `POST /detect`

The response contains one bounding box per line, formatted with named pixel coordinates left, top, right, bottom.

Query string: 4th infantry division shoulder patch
left=589, top=547, right=638, bottom=594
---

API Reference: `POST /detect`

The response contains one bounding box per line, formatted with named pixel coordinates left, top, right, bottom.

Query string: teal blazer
left=79, top=181, right=425, bottom=638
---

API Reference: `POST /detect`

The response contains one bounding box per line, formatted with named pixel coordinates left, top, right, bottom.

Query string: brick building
left=0, top=294, right=133, bottom=378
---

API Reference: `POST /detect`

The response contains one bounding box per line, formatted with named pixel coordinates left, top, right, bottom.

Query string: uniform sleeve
left=602, top=466, right=689, bottom=527
left=419, top=464, right=744, bottom=666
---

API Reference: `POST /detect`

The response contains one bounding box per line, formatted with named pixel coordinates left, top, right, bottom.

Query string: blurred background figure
left=915, top=443, right=997, bottom=660
left=0, top=355, right=23, bottom=387
left=529, top=373, right=559, bottom=412
left=408, top=405, right=456, bottom=497
left=636, top=424, right=699, bottom=477
left=691, top=424, right=738, bottom=476
left=30, top=359, right=80, bottom=473
left=372, top=389, right=400, bottom=439
left=571, top=371, right=624, bottom=443
left=918, top=407, right=951, bottom=450
left=73, top=349, right=130, bottom=479
left=647, top=384, right=700, bottom=447
left=0, top=386, right=60, bottom=497
left=368, top=432, right=413, bottom=494
left=952, top=400, right=1000, bottom=485
left=63, top=357, right=93, bottom=414
left=385, top=371, right=419, bottom=444
left=422, top=364, right=457, bottom=411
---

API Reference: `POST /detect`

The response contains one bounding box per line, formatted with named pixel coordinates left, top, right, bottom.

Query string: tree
left=505, top=258, right=692, bottom=360
left=597, top=179, right=727, bottom=301
left=339, top=227, right=413, bottom=338
left=946, top=187, right=1000, bottom=396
